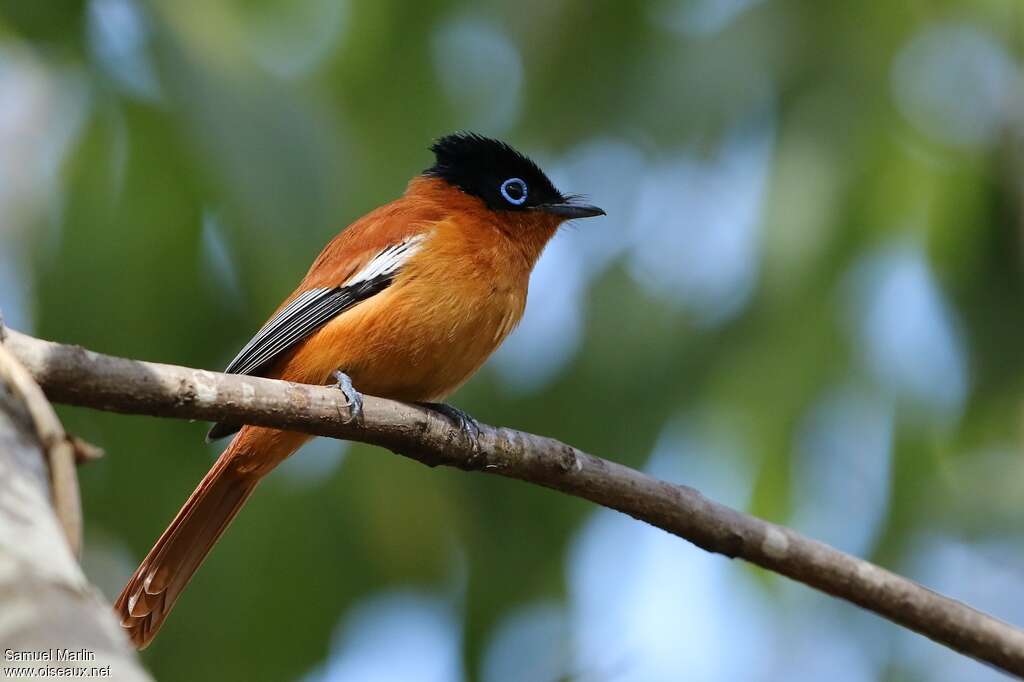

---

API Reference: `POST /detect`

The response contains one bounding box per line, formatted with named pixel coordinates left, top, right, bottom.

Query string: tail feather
left=114, top=453, right=259, bottom=649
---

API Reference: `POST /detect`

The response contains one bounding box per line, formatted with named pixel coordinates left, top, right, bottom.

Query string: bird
left=113, top=132, right=604, bottom=648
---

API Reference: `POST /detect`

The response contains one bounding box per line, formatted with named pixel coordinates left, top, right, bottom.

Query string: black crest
left=425, top=132, right=565, bottom=211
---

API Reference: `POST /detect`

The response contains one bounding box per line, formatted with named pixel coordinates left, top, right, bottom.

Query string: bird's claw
left=333, top=370, right=363, bottom=423
left=419, top=402, right=482, bottom=452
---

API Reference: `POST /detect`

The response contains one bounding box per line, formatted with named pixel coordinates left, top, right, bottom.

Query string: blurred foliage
left=2, top=0, right=1024, bottom=680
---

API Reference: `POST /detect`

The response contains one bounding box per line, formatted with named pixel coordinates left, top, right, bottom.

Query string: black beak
left=536, top=202, right=606, bottom=219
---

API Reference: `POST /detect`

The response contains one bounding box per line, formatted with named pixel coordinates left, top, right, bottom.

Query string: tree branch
left=5, top=328, right=1024, bottom=676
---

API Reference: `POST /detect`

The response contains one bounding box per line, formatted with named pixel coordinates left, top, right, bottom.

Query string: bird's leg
left=333, top=370, right=363, bottom=423
left=417, top=402, right=483, bottom=453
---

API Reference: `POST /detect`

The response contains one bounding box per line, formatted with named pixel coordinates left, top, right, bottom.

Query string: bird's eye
left=500, top=177, right=528, bottom=206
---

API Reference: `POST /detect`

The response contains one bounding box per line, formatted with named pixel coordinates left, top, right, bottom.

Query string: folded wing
left=206, top=235, right=426, bottom=441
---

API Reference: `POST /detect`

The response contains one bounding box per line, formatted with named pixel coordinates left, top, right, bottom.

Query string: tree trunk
left=0, top=354, right=151, bottom=681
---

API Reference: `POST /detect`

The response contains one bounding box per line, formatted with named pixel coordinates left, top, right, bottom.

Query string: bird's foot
left=333, top=370, right=363, bottom=423
left=418, top=402, right=482, bottom=452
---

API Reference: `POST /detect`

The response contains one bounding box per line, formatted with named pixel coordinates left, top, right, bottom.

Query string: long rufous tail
left=114, top=449, right=260, bottom=649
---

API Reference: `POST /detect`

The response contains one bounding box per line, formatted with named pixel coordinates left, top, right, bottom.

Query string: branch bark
left=0, top=339, right=151, bottom=681
left=5, top=328, right=1024, bottom=677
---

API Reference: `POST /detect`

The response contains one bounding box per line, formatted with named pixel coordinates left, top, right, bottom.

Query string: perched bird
left=114, top=132, right=604, bottom=648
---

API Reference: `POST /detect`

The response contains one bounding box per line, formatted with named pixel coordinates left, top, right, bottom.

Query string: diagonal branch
left=4, top=327, right=1024, bottom=676
left=0, top=338, right=83, bottom=555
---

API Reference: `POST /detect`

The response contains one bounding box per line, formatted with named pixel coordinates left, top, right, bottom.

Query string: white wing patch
left=344, top=233, right=428, bottom=287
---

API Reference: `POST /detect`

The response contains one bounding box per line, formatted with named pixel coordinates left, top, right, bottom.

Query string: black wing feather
left=205, top=272, right=393, bottom=441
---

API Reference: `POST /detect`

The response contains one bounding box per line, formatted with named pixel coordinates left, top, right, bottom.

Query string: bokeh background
left=2, top=1, right=1023, bottom=680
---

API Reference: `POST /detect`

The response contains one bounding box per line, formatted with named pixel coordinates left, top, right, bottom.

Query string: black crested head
left=424, top=132, right=566, bottom=212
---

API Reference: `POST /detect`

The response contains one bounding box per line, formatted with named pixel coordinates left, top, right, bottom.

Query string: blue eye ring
left=500, top=177, right=528, bottom=206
